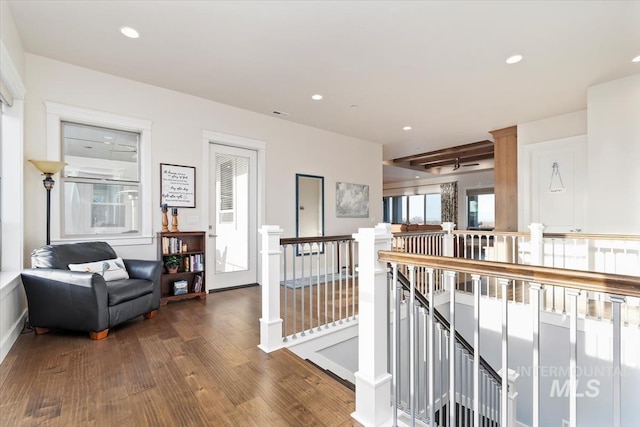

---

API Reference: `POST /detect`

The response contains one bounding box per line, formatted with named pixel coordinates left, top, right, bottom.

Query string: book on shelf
left=173, top=280, right=188, bottom=295
left=162, top=236, right=185, bottom=254
left=193, top=274, right=203, bottom=293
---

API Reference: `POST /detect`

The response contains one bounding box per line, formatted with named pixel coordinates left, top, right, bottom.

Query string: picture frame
left=160, top=163, right=196, bottom=208
left=336, top=182, right=369, bottom=218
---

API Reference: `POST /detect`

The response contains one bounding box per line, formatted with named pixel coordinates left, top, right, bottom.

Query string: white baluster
left=427, top=268, right=435, bottom=427
left=530, top=283, right=544, bottom=427
left=611, top=295, right=625, bottom=427
left=472, top=274, right=481, bottom=427
left=567, top=289, right=581, bottom=427
left=392, top=263, right=400, bottom=427
left=499, top=278, right=510, bottom=427
left=446, top=270, right=457, bottom=427
left=282, top=244, right=288, bottom=342
left=409, top=265, right=416, bottom=426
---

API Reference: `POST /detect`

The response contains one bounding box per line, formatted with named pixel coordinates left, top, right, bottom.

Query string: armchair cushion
left=68, top=257, right=129, bottom=281
left=106, top=278, right=154, bottom=306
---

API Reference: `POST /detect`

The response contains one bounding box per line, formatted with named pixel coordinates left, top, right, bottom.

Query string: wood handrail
left=280, top=235, right=354, bottom=245
left=378, top=251, right=640, bottom=298
left=543, top=232, right=640, bottom=241
left=392, top=231, right=444, bottom=237
left=450, top=230, right=640, bottom=241
left=453, top=230, right=528, bottom=237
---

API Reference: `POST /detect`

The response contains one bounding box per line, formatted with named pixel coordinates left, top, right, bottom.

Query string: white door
left=209, top=143, right=258, bottom=289
left=523, top=135, right=587, bottom=233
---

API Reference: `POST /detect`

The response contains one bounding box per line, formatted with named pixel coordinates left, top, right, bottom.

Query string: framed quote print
left=160, top=163, right=196, bottom=208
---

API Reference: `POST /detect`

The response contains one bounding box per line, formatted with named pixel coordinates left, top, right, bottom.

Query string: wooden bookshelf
left=157, top=231, right=207, bottom=305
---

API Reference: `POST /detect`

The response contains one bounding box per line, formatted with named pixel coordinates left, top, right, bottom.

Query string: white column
left=258, top=225, right=284, bottom=353
left=442, top=222, right=456, bottom=257
left=498, top=368, right=520, bottom=427
left=528, top=223, right=545, bottom=266
left=352, top=224, right=393, bottom=427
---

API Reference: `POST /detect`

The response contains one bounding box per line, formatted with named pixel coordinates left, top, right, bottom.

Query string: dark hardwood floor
left=0, top=286, right=361, bottom=427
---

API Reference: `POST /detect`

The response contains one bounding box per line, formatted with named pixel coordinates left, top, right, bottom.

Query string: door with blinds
left=209, top=144, right=258, bottom=289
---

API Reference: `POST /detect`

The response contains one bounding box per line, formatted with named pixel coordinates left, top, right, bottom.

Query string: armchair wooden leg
left=89, top=329, right=109, bottom=340
left=34, top=327, right=50, bottom=335
left=143, top=310, right=158, bottom=319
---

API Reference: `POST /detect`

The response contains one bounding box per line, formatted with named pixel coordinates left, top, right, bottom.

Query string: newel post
left=442, top=222, right=456, bottom=257
left=528, top=223, right=545, bottom=266
left=498, top=368, right=520, bottom=427
left=351, top=224, right=393, bottom=427
left=258, top=225, right=284, bottom=353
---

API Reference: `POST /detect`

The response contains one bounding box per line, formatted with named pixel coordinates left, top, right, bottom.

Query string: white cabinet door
left=521, top=135, right=587, bottom=233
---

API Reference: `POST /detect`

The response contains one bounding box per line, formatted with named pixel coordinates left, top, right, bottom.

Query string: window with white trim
left=62, top=122, right=141, bottom=236
left=45, top=102, right=153, bottom=245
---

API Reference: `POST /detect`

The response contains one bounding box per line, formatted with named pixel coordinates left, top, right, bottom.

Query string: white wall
left=518, top=110, right=587, bottom=147
left=383, top=170, right=494, bottom=229
left=0, top=1, right=25, bottom=79
left=518, top=74, right=640, bottom=235
left=0, top=1, right=27, bottom=364
left=587, top=74, right=640, bottom=234
left=23, top=54, right=383, bottom=262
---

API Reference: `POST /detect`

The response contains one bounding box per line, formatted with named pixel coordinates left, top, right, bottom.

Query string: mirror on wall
left=296, top=174, right=324, bottom=241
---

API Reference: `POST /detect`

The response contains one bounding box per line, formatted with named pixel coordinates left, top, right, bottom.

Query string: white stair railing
left=258, top=226, right=359, bottom=353
left=391, top=266, right=504, bottom=427
left=375, top=245, right=640, bottom=427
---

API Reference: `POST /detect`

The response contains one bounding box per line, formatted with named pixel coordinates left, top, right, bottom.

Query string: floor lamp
left=28, top=160, right=67, bottom=245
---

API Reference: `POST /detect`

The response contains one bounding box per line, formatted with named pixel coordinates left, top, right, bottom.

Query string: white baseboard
left=0, top=307, right=26, bottom=364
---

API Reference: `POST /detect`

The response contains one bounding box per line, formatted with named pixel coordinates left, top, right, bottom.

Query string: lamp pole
left=43, top=173, right=55, bottom=245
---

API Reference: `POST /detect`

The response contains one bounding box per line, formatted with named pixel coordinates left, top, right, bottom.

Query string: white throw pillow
left=68, top=257, right=129, bottom=281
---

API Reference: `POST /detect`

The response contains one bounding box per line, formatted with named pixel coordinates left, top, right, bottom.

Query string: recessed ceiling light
left=311, top=94, right=323, bottom=101
left=350, top=104, right=358, bottom=109
left=120, top=26, right=140, bottom=39
left=632, top=55, right=640, bottom=63
left=415, top=175, right=420, bottom=179
left=506, top=54, right=523, bottom=64
left=403, top=126, right=412, bottom=131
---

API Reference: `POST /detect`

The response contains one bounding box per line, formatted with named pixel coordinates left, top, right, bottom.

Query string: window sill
left=51, top=235, right=154, bottom=247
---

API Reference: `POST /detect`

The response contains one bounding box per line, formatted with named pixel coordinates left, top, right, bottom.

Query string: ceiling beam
left=392, top=140, right=493, bottom=163
left=423, top=152, right=494, bottom=170
left=410, top=144, right=494, bottom=166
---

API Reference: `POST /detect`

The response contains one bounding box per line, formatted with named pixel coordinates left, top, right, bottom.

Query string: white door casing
left=201, top=131, right=265, bottom=291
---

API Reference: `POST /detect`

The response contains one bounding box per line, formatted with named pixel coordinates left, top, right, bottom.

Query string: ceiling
left=7, top=1, right=640, bottom=183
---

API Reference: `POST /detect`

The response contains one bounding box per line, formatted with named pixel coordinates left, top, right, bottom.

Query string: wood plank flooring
left=0, top=286, right=361, bottom=427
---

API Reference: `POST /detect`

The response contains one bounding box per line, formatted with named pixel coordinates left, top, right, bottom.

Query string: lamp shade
left=28, top=160, right=67, bottom=174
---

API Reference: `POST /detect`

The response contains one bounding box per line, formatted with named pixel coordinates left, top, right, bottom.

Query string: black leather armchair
left=21, top=241, right=162, bottom=340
